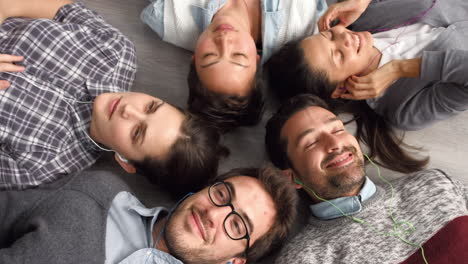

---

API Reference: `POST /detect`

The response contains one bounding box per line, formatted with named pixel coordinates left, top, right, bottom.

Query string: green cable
left=296, top=153, right=428, bottom=264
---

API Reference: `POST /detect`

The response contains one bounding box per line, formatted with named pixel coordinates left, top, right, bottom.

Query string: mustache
left=321, top=146, right=358, bottom=169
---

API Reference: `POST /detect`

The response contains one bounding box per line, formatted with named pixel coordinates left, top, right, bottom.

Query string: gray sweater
left=0, top=170, right=131, bottom=264
left=351, top=0, right=468, bottom=130
left=275, top=169, right=468, bottom=263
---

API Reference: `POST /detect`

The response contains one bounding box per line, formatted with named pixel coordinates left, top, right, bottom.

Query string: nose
left=120, top=104, right=144, bottom=121
left=323, top=133, right=342, bottom=153
left=205, top=205, right=232, bottom=229
left=214, top=33, right=232, bottom=55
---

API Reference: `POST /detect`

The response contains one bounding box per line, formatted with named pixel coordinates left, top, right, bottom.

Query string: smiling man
left=265, top=94, right=468, bottom=263
left=0, top=0, right=226, bottom=195
left=0, top=165, right=298, bottom=264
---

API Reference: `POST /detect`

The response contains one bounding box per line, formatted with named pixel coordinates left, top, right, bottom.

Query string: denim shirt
left=309, top=177, right=377, bottom=220
left=105, top=191, right=182, bottom=264
left=140, top=0, right=327, bottom=63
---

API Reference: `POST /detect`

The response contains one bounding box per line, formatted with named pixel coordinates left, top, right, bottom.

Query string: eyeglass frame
left=208, top=181, right=251, bottom=258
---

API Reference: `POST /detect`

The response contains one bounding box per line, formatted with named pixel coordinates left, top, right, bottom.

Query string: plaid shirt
left=0, top=2, right=136, bottom=189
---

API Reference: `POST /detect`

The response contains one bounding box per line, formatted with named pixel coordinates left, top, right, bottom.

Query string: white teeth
left=355, top=34, right=360, bottom=52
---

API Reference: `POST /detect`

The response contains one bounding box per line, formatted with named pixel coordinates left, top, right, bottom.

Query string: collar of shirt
left=105, top=191, right=171, bottom=263
left=309, top=177, right=377, bottom=220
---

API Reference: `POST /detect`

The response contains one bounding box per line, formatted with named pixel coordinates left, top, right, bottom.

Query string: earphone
left=145, top=192, right=194, bottom=264
left=294, top=153, right=428, bottom=264
left=116, top=152, right=129, bottom=163
left=3, top=71, right=115, bottom=153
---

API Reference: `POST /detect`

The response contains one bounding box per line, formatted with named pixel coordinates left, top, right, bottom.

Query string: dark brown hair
left=133, top=111, right=229, bottom=198
left=215, top=165, right=298, bottom=263
left=187, top=62, right=264, bottom=133
left=265, top=94, right=429, bottom=173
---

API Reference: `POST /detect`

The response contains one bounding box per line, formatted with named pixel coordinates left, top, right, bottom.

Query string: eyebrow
left=320, top=32, right=336, bottom=67
left=140, top=101, right=165, bottom=145
left=225, top=181, right=255, bottom=235
left=294, top=117, right=341, bottom=147
left=201, top=60, right=249, bottom=68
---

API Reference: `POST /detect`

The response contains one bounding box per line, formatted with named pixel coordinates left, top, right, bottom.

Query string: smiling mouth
left=326, top=152, right=354, bottom=169
left=109, top=97, right=122, bottom=120
left=191, top=211, right=207, bottom=241
left=353, top=33, right=361, bottom=53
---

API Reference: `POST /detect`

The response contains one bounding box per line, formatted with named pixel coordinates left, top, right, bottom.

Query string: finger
left=0, top=80, right=11, bottom=90
left=331, top=86, right=346, bottom=99
left=346, top=77, right=372, bottom=91
left=0, top=63, right=25, bottom=72
left=0, top=54, right=24, bottom=62
left=341, top=89, right=376, bottom=100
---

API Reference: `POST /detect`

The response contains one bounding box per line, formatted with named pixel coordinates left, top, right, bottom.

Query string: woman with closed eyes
left=141, top=0, right=327, bottom=131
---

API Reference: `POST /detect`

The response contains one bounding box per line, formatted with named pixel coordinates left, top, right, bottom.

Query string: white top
left=373, top=23, right=445, bottom=67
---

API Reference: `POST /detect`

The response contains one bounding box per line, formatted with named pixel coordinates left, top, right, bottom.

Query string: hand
left=318, top=0, right=371, bottom=32
left=0, top=53, right=25, bottom=90
left=331, top=61, right=400, bottom=100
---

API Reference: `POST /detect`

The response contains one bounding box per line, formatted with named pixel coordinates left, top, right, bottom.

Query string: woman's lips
left=109, top=97, right=121, bottom=120
left=215, top=24, right=235, bottom=32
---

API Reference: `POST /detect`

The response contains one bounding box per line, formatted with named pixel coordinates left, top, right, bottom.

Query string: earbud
left=116, top=152, right=129, bottom=163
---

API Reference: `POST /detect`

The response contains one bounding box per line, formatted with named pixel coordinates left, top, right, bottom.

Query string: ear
left=282, top=169, right=302, bottom=190
left=191, top=55, right=195, bottom=61
left=331, top=81, right=346, bottom=99
left=114, top=153, right=136, bottom=174
left=256, top=54, right=260, bottom=62
left=226, top=257, right=246, bottom=264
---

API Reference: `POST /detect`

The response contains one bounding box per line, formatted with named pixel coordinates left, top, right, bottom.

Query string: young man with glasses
left=0, top=165, right=298, bottom=264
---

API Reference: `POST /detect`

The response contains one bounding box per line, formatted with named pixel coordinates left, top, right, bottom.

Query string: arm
left=0, top=0, right=72, bottom=23
left=318, top=0, right=372, bottom=32
left=0, top=189, right=106, bottom=264
left=333, top=58, right=421, bottom=100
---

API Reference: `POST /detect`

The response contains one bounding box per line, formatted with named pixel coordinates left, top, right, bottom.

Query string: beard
left=307, top=146, right=366, bottom=200
left=163, top=207, right=235, bottom=264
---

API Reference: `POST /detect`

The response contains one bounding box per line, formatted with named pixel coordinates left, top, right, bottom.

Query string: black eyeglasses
left=208, top=181, right=250, bottom=257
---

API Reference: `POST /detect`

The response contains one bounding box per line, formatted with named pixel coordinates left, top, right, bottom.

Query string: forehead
left=141, top=102, right=185, bottom=159
left=301, top=35, right=332, bottom=75
left=225, top=176, right=276, bottom=239
left=196, top=63, right=254, bottom=97
left=281, top=106, right=337, bottom=142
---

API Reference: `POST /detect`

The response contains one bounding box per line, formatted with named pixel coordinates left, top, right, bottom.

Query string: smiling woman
left=0, top=1, right=228, bottom=196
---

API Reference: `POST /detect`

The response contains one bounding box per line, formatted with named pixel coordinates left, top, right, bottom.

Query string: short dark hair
left=265, top=94, right=330, bottom=169
left=214, top=165, right=298, bottom=263
left=133, top=111, right=229, bottom=198
left=187, top=61, right=264, bottom=133
left=265, top=94, right=429, bottom=173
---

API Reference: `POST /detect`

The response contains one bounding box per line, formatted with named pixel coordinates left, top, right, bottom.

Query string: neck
left=152, top=218, right=169, bottom=253
left=214, top=0, right=261, bottom=42
left=359, top=47, right=383, bottom=76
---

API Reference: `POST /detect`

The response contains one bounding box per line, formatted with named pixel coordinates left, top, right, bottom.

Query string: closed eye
left=146, top=100, right=164, bottom=114
left=203, top=53, right=217, bottom=58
